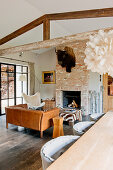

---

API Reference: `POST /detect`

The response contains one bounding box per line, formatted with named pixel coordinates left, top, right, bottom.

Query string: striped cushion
left=60, top=109, right=82, bottom=122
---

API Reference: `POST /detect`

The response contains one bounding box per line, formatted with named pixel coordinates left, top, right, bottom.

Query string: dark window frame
left=0, top=63, right=28, bottom=115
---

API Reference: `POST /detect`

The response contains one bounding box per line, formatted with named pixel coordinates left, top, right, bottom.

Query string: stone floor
left=0, top=115, right=76, bottom=170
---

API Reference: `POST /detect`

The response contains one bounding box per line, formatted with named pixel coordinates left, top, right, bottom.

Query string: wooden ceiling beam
left=47, top=7, right=113, bottom=20
left=0, top=15, right=46, bottom=45
left=1, top=7, right=113, bottom=45
left=43, top=19, right=50, bottom=40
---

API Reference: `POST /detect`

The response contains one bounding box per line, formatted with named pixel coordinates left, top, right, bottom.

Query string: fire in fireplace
left=63, top=91, right=81, bottom=109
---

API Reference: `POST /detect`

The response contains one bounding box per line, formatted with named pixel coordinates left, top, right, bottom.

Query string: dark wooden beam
left=43, top=19, right=50, bottom=40
left=1, top=7, right=113, bottom=45
left=0, top=15, right=46, bottom=45
left=47, top=7, right=113, bottom=20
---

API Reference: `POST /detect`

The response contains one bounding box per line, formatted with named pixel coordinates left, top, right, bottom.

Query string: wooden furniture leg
left=40, top=131, right=43, bottom=138
left=6, top=122, right=8, bottom=129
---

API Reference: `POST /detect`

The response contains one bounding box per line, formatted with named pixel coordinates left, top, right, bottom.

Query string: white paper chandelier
left=84, top=30, right=113, bottom=77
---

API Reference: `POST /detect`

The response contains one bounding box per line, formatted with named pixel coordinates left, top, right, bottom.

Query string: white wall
left=88, top=71, right=103, bottom=92
left=37, top=48, right=56, bottom=100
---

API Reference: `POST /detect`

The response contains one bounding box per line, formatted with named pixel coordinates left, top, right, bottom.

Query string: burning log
left=68, top=100, right=78, bottom=108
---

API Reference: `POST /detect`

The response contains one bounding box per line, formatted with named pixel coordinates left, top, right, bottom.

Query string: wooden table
left=53, top=116, right=64, bottom=138
left=48, top=111, right=113, bottom=170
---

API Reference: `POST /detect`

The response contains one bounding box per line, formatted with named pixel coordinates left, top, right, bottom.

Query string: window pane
left=16, top=73, right=22, bottom=97
left=1, top=100, right=8, bottom=114
left=16, top=66, right=22, bottom=73
left=16, top=98, right=22, bottom=105
left=8, top=65, right=14, bottom=72
left=108, top=76, right=113, bottom=95
left=23, top=74, right=27, bottom=94
left=1, top=64, right=28, bottom=115
left=9, top=99, right=14, bottom=106
left=1, top=64, right=7, bottom=72
left=108, top=85, right=113, bottom=96
left=23, top=97, right=26, bottom=104
left=108, top=76, right=113, bottom=85
left=23, top=67, right=27, bottom=73
left=8, top=73, right=14, bottom=98
left=1, top=72, right=8, bottom=99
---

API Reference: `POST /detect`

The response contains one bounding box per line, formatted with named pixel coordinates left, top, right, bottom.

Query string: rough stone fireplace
left=55, top=43, right=103, bottom=115
left=55, top=43, right=89, bottom=115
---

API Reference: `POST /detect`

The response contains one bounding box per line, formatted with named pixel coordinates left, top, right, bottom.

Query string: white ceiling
left=1, top=0, right=113, bottom=48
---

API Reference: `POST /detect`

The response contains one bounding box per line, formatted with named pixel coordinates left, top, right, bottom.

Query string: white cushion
left=41, top=135, right=79, bottom=162
left=73, top=121, right=95, bottom=133
left=28, top=102, right=45, bottom=110
left=90, top=113, right=104, bottom=120
left=22, top=92, right=41, bottom=106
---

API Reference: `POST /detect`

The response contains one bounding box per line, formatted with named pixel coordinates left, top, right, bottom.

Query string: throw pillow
left=29, top=105, right=43, bottom=111
left=28, top=102, right=45, bottom=111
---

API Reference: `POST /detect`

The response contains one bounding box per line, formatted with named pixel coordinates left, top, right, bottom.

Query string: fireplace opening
left=63, top=91, right=81, bottom=109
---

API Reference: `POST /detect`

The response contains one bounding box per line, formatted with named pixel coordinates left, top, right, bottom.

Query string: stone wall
left=56, top=41, right=90, bottom=115
left=56, top=40, right=103, bottom=115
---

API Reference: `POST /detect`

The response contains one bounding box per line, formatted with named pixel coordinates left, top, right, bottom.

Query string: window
left=0, top=63, right=28, bottom=115
left=108, top=76, right=113, bottom=96
left=16, top=65, right=28, bottom=105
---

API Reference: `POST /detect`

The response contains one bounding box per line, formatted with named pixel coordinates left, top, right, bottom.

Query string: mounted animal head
left=55, top=48, right=76, bottom=72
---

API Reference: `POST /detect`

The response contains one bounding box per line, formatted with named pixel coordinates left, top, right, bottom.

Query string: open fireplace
left=63, top=91, right=81, bottom=109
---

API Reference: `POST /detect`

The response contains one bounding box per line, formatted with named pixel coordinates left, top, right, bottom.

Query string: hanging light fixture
left=84, top=30, right=113, bottom=77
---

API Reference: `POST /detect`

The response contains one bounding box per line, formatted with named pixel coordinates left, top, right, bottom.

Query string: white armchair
left=22, top=92, right=45, bottom=109
left=73, top=121, right=95, bottom=136
left=40, top=135, right=79, bottom=170
left=90, top=113, right=104, bottom=121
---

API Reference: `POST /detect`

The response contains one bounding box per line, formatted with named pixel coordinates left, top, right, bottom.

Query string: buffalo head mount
left=55, top=48, right=76, bottom=72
